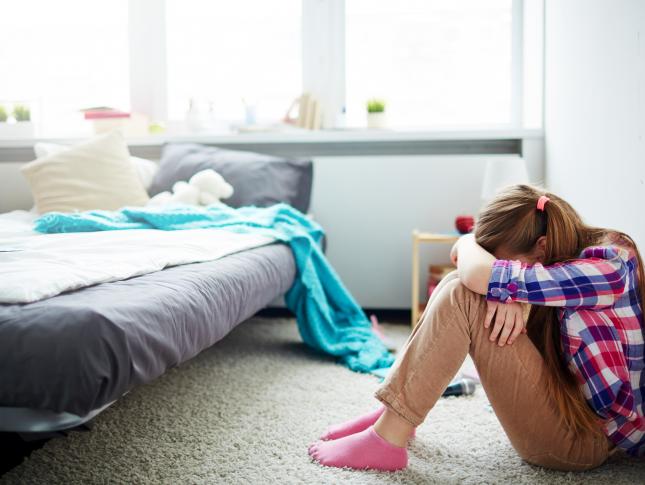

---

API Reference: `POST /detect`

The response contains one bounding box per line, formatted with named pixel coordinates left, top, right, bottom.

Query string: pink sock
left=309, top=426, right=408, bottom=471
left=320, top=406, right=415, bottom=441
left=320, top=406, right=385, bottom=441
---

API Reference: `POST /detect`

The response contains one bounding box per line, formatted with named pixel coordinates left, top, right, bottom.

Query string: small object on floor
left=309, top=426, right=408, bottom=471
left=442, top=378, right=477, bottom=397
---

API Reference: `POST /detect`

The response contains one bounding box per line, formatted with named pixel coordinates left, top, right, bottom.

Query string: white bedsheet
left=0, top=210, right=275, bottom=304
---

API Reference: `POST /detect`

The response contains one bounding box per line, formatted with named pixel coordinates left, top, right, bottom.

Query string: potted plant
left=0, top=103, right=34, bottom=139
left=366, top=98, right=386, bottom=129
left=13, top=104, right=30, bottom=123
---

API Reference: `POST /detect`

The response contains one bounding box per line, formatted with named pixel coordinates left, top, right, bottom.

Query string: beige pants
left=375, top=271, right=611, bottom=471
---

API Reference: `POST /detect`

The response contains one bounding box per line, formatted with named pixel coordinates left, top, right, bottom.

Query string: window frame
left=126, top=0, right=542, bottom=130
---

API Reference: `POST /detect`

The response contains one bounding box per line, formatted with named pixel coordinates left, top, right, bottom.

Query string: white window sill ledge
left=0, top=127, right=542, bottom=147
left=0, top=127, right=543, bottom=161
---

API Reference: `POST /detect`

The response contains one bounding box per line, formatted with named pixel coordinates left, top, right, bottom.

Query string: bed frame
left=0, top=402, right=113, bottom=433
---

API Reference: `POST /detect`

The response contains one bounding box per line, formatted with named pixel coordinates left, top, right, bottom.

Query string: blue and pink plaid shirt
left=487, top=245, right=645, bottom=457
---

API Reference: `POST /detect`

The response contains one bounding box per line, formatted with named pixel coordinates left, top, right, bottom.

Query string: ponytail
left=541, top=196, right=581, bottom=260
left=527, top=195, right=604, bottom=436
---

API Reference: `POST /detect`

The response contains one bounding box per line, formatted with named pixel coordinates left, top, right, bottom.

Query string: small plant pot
left=367, top=112, right=386, bottom=129
left=0, top=121, right=34, bottom=139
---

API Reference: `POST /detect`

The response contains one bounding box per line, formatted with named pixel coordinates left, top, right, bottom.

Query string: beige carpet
left=2, top=318, right=643, bottom=484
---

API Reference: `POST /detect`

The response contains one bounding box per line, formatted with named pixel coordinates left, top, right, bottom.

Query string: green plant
left=13, top=104, right=30, bottom=122
left=366, top=98, right=385, bottom=113
left=0, top=105, right=7, bottom=123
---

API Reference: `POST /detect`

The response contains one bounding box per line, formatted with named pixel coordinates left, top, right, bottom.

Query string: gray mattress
left=0, top=243, right=295, bottom=418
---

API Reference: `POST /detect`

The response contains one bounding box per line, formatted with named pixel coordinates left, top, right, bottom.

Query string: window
left=165, top=0, right=302, bottom=124
left=0, top=0, right=130, bottom=136
left=0, top=0, right=542, bottom=137
left=345, top=0, right=514, bottom=128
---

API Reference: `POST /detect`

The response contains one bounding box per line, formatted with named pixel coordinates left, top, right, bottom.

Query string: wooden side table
left=411, top=231, right=460, bottom=327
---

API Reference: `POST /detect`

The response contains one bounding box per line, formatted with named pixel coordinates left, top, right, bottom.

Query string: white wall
left=545, top=0, right=645, bottom=248
left=311, top=151, right=547, bottom=309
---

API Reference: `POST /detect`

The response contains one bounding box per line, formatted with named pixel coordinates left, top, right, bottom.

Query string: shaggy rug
left=2, top=318, right=643, bottom=484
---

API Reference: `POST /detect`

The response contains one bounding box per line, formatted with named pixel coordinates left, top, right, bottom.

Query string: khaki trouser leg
left=375, top=274, right=609, bottom=471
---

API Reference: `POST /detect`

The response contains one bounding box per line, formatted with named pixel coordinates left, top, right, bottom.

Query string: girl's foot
left=320, top=406, right=415, bottom=441
left=320, top=406, right=385, bottom=441
left=309, top=426, right=408, bottom=471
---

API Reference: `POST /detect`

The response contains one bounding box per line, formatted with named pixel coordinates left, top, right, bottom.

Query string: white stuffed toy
left=148, top=169, right=234, bottom=207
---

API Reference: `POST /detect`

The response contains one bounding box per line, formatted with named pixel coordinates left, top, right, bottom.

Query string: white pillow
left=34, top=141, right=158, bottom=191
left=22, top=131, right=150, bottom=214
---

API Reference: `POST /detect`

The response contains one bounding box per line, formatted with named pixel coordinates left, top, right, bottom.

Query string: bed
left=0, top=140, right=314, bottom=432
left=0, top=210, right=296, bottom=432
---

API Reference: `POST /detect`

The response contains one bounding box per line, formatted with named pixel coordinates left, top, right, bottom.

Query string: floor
left=1, top=318, right=643, bottom=484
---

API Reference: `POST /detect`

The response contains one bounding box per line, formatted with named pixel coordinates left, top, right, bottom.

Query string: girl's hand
left=484, top=300, right=526, bottom=346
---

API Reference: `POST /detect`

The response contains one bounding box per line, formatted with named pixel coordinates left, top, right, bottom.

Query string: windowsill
left=134, top=127, right=544, bottom=145
left=0, top=126, right=543, bottom=148
left=0, top=127, right=543, bottom=161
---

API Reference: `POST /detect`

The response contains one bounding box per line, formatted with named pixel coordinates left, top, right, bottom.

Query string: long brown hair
left=475, top=184, right=645, bottom=436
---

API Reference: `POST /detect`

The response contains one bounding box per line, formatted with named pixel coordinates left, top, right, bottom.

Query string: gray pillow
left=149, top=143, right=313, bottom=213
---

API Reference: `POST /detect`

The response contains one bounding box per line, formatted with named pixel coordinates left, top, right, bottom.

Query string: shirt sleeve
left=486, top=246, right=630, bottom=310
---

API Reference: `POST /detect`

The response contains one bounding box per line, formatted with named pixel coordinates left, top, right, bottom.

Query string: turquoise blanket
left=35, top=204, right=394, bottom=374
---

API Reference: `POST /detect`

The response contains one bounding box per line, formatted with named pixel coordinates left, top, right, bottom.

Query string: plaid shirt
left=487, top=245, right=645, bottom=457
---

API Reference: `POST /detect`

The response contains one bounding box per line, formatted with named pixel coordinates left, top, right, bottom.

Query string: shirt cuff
left=487, top=259, right=520, bottom=303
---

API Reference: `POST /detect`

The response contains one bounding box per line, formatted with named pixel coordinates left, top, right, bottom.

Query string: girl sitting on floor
left=309, top=184, right=644, bottom=471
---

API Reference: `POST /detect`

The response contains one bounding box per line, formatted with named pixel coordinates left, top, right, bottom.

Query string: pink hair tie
left=536, top=195, right=550, bottom=211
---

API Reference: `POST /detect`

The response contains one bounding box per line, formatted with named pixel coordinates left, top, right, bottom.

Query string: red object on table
left=455, top=215, right=475, bottom=234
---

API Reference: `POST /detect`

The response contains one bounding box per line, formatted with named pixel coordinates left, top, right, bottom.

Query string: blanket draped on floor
left=35, top=203, right=394, bottom=374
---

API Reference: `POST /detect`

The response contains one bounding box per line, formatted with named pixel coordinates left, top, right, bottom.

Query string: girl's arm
left=489, top=246, right=630, bottom=309
left=454, top=234, right=496, bottom=295
left=455, top=235, right=630, bottom=309
left=454, top=234, right=526, bottom=347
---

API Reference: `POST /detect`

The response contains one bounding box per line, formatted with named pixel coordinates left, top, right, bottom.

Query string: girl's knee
left=421, top=276, right=487, bottom=327
left=443, top=277, right=486, bottom=306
